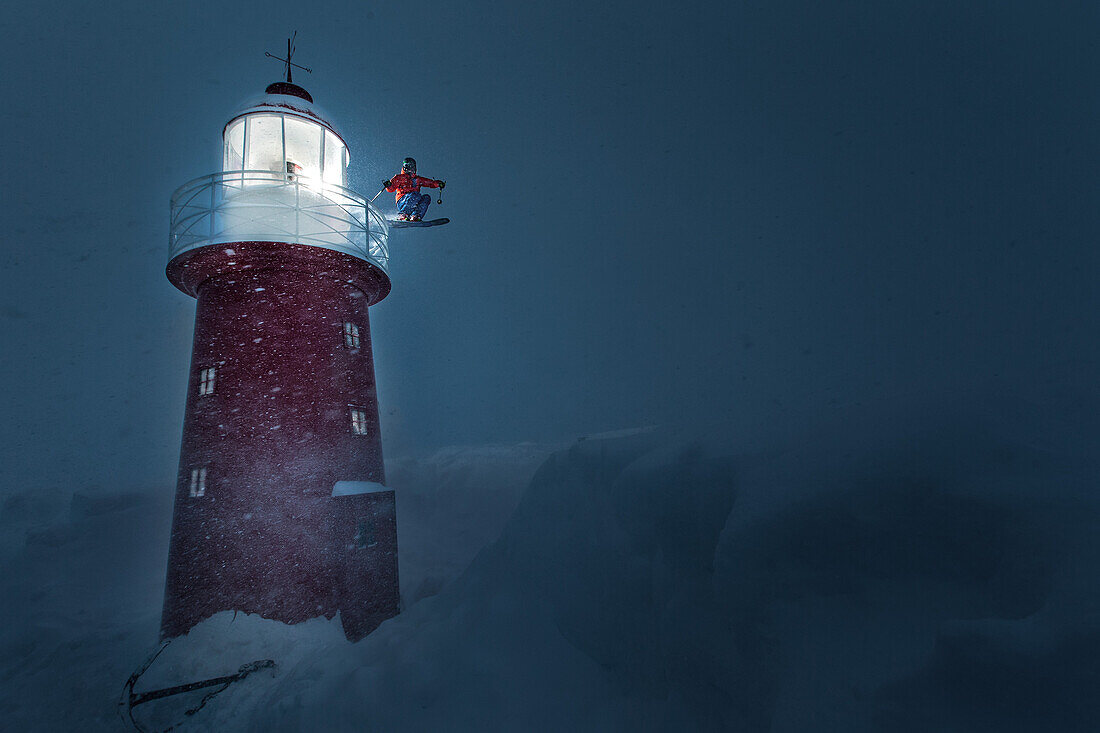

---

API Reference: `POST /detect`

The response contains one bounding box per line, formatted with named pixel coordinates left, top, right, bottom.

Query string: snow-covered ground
left=2, top=407, right=1098, bottom=731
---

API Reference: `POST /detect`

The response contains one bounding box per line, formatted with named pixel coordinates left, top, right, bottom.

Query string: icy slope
left=196, top=420, right=1100, bottom=731
left=0, top=442, right=551, bottom=732
left=0, top=488, right=173, bottom=731
left=388, top=442, right=554, bottom=606
left=2, top=415, right=1097, bottom=731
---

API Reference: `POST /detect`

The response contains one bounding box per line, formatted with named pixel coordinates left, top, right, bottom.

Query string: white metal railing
left=169, top=170, right=389, bottom=273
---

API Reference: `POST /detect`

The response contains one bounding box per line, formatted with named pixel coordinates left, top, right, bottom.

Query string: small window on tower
left=343, top=322, right=361, bottom=349
left=189, top=467, right=207, bottom=497
left=350, top=407, right=369, bottom=436
left=198, top=367, right=216, bottom=396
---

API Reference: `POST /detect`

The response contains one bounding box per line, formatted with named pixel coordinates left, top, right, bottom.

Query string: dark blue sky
left=1, top=1, right=1097, bottom=493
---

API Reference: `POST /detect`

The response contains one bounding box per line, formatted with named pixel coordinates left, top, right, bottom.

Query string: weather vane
left=265, top=31, right=312, bottom=83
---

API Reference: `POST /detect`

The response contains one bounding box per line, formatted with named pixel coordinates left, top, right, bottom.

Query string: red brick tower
left=160, top=80, right=398, bottom=641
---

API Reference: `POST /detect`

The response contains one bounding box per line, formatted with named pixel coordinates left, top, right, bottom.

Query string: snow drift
left=1, top=408, right=1097, bottom=731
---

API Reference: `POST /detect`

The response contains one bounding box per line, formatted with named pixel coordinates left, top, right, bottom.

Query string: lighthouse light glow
left=223, top=113, right=347, bottom=187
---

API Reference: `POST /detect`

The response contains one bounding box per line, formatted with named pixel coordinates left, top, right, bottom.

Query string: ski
left=388, top=217, right=450, bottom=228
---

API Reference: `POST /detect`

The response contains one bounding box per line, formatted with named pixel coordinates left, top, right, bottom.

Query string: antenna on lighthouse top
left=265, top=31, right=312, bottom=83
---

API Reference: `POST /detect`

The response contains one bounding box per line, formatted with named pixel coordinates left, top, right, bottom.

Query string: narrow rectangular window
left=189, top=467, right=207, bottom=497
left=343, top=322, right=361, bottom=349
left=198, top=367, right=216, bottom=396
left=350, top=407, right=369, bottom=436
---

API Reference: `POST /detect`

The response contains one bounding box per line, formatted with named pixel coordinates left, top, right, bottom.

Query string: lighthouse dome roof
left=224, top=82, right=346, bottom=147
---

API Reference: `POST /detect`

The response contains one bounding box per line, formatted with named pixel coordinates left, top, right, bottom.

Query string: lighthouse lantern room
left=161, top=71, right=398, bottom=642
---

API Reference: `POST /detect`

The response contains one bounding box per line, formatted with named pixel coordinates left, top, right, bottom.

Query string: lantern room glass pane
left=244, top=114, right=284, bottom=174
left=324, top=132, right=347, bottom=186
left=224, top=119, right=244, bottom=172
left=284, top=116, right=323, bottom=183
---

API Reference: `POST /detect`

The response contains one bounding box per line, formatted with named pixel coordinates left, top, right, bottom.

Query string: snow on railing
left=169, top=170, right=389, bottom=273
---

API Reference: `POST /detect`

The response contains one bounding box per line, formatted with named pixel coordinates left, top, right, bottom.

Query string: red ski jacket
left=385, top=172, right=442, bottom=203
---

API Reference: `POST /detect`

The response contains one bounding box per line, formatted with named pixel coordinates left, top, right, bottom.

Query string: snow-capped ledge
left=332, top=481, right=390, bottom=497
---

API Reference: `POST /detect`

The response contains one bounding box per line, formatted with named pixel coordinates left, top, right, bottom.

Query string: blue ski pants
left=397, top=192, right=431, bottom=219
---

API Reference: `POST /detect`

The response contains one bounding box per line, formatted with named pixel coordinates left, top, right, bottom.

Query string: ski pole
left=437, top=180, right=445, bottom=205
left=369, top=187, right=386, bottom=204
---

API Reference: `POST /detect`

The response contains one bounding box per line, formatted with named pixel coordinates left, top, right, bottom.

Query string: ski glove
left=438, top=180, right=446, bottom=188
left=382, top=180, right=392, bottom=188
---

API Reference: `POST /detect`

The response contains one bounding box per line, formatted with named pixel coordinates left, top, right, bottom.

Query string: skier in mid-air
left=383, top=158, right=445, bottom=221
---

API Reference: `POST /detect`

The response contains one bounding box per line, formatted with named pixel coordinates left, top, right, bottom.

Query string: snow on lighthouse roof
left=225, top=82, right=347, bottom=149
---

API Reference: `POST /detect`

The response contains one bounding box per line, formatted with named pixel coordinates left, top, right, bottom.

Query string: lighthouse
left=160, top=71, right=398, bottom=642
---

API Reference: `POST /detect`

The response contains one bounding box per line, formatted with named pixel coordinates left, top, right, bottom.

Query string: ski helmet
left=402, top=157, right=416, bottom=172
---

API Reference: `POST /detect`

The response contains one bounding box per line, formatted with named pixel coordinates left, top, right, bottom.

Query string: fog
left=2, top=4, right=1099, bottom=729
left=1, top=1, right=1097, bottom=512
